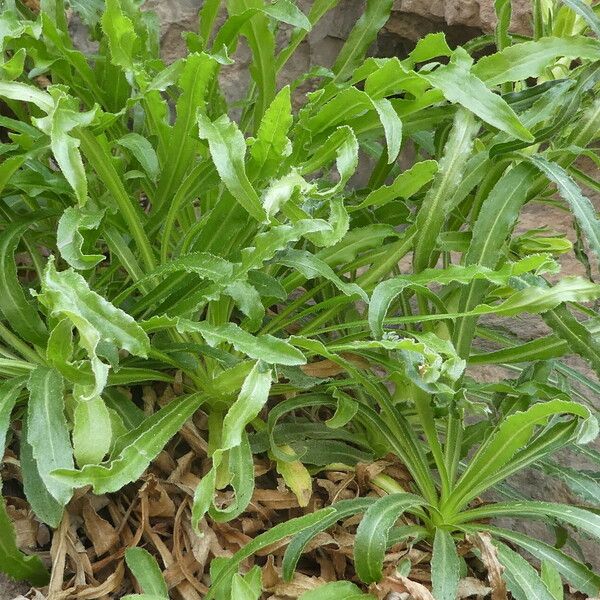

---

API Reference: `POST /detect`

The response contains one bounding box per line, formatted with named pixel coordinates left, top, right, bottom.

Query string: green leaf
left=154, top=53, right=217, bottom=213
left=37, top=257, right=150, bottom=358
left=332, top=0, right=394, bottom=83
left=431, top=529, right=460, bottom=600
left=56, top=206, right=105, bottom=270
left=495, top=542, right=556, bottom=600
left=451, top=400, right=592, bottom=510
left=249, top=85, right=293, bottom=180
left=479, top=525, right=599, bottom=596
left=355, top=160, right=438, bottom=210
left=20, top=421, right=64, bottom=528
left=413, top=108, right=479, bottom=272
left=26, top=366, right=74, bottom=506
left=473, top=36, right=600, bottom=86
left=541, top=561, right=564, bottom=600
left=299, top=581, right=376, bottom=600
left=425, top=48, right=533, bottom=142
left=354, top=493, right=425, bottom=583
left=192, top=362, right=271, bottom=526
left=263, top=0, right=311, bottom=30
left=176, top=320, right=306, bottom=366
left=117, top=133, right=160, bottom=181
left=0, top=494, right=49, bottom=585
left=101, top=0, right=138, bottom=71
left=205, top=508, right=337, bottom=600
left=0, top=222, right=48, bottom=346
left=72, top=395, right=112, bottom=467
left=458, top=501, right=600, bottom=540
left=0, top=380, right=50, bottom=586
left=124, top=548, right=168, bottom=599
left=32, top=87, right=97, bottom=204
left=529, top=156, right=600, bottom=263
left=276, top=249, right=368, bottom=301
left=283, top=498, right=376, bottom=580
left=197, top=112, right=267, bottom=222
left=558, top=0, right=600, bottom=37
left=51, top=391, right=206, bottom=494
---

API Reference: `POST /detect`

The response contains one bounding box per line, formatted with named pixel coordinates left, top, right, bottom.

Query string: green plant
left=0, top=0, right=599, bottom=597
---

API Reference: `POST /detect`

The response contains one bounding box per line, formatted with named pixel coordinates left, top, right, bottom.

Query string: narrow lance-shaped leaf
left=475, top=525, right=600, bottom=597
left=0, top=380, right=50, bottom=585
left=354, top=493, right=425, bottom=583
left=124, top=548, right=168, bottom=598
left=431, top=529, right=461, bottom=600
left=205, top=509, right=337, bottom=600
left=197, top=112, right=267, bottom=222
left=26, top=367, right=74, bottom=506
left=558, top=0, right=600, bottom=37
left=413, top=108, right=479, bottom=272
left=176, top=320, right=306, bottom=366
left=425, top=48, right=533, bottom=142
left=495, top=541, right=557, bottom=600
left=332, top=0, right=394, bottom=83
left=0, top=222, right=48, bottom=346
left=529, top=156, right=600, bottom=264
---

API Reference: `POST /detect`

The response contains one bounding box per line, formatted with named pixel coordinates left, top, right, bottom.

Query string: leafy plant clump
left=1, top=0, right=600, bottom=597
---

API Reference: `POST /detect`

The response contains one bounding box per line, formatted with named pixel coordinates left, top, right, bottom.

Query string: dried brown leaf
left=467, top=532, right=507, bottom=600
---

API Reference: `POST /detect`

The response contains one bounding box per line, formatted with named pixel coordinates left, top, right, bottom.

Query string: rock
left=392, top=0, right=531, bottom=34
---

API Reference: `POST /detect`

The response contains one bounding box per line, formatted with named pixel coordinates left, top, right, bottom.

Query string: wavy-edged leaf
left=37, top=257, right=150, bottom=358
left=425, top=48, right=533, bottom=142
left=57, top=206, right=105, bottom=270
left=275, top=249, right=368, bottom=301
left=101, top=0, right=138, bottom=71
left=176, top=320, right=305, bottom=365
left=354, top=493, right=425, bottom=583
left=51, top=391, right=205, bottom=494
left=26, top=366, right=74, bottom=506
left=32, top=88, right=96, bottom=204
left=197, top=112, right=267, bottom=222
left=473, top=36, right=600, bottom=86
left=249, top=85, right=293, bottom=180
left=192, top=362, right=271, bottom=526
left=529, top=156, right=600, bottom=263
left=370, top=254, right=555, bottom=338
